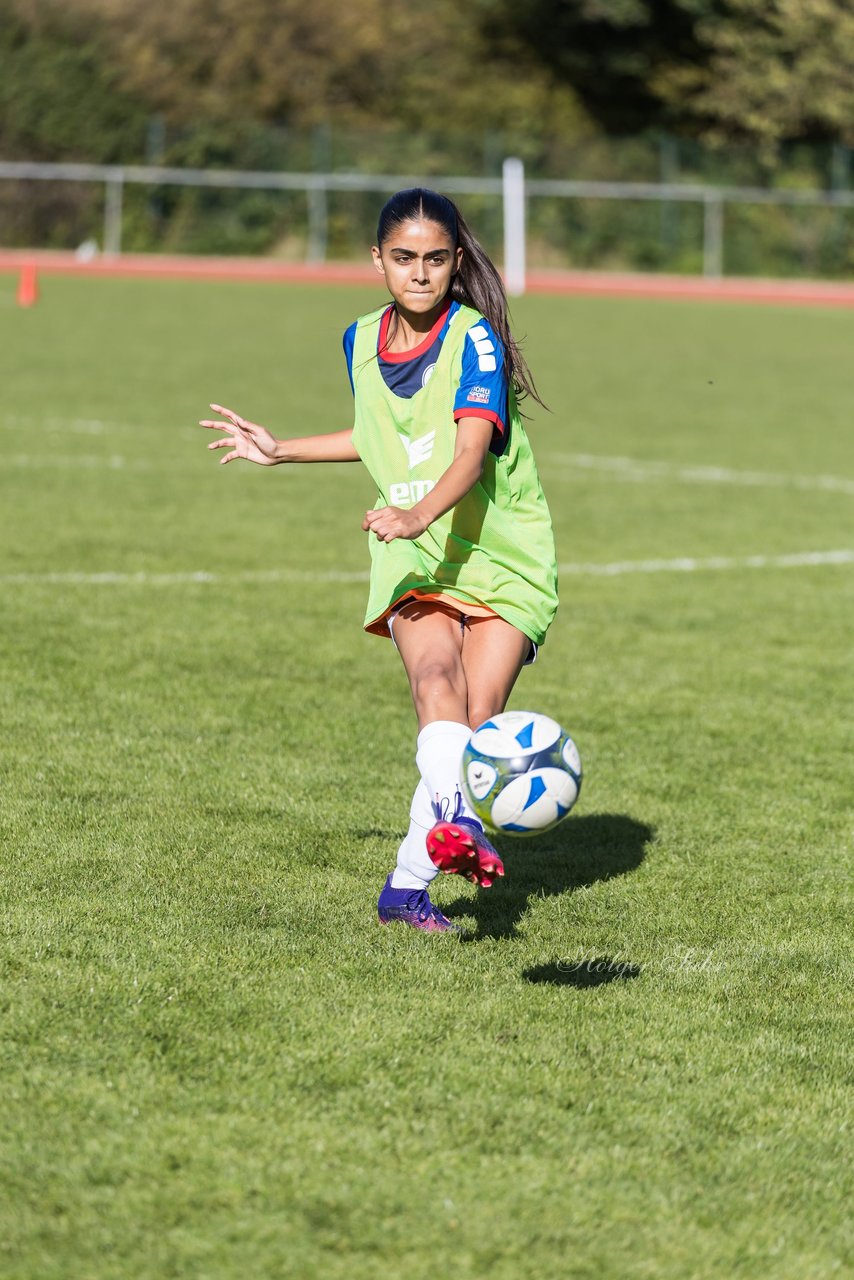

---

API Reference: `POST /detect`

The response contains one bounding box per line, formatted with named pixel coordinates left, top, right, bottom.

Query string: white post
left=104, top=171, right=124, bottom=256
left=306, top=181, right=328, bottom=263
left=703, top=192, right=723, bottom=279
left=502, top=156, right=526, bottom=296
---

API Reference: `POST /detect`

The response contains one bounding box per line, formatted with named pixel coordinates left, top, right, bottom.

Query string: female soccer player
left=200, top=188, right=558, bottom=932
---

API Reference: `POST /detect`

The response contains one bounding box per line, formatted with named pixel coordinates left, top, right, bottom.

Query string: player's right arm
left=200, top=403, right=360, bottom=466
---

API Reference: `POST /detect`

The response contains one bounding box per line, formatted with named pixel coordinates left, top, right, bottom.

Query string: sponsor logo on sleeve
left=466, top=385, right=491, bottom=405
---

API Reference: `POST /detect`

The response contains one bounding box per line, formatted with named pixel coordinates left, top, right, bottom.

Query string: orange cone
left=17, top=263, right=39, bottom=307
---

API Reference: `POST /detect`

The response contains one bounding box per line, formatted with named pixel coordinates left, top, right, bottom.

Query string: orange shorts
left=381, top=591, right=538, bottom=665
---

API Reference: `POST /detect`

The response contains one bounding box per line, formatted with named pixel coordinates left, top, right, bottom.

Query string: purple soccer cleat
left=377, top=876, right=462, bottom=933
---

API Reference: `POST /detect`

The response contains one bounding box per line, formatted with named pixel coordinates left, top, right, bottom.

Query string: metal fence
left=3, top=158, right=854, bottom=283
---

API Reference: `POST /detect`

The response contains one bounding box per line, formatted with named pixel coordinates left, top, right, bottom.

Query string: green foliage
left=0, top=275, right=852, bottom=1277
left=528, top=195, right=706, bottom=273
left=486, top=0, right=854, bottom=148
left=5, top=0, right=854, bottom=265
left=77, top=0, right=585, bottom=137
left=5, top=0, right=854, bottom=168
left=0, top=0, right=149, bottom=249
left=0, top=0, right=147, bottom=161
left=484, top=0, right=705, bottom=133
left=672, top=0, right=854, bottom=150
left=121, top=121, right=310, bottom=256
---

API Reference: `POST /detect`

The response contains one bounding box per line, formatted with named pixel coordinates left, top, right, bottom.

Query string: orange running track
left=3, top=248, right=854, bottom=307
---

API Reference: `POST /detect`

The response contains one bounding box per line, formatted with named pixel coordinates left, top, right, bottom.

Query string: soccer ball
left=461, top=710, right=582, bottom=836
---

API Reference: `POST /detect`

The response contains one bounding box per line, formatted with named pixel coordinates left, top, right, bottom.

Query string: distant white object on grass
left=75, top=240, right=99, bottom=262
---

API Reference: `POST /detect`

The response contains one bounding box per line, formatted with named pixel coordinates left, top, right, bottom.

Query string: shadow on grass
left=443, top=812, right=654, bottom=941
left=523, top=958, right=641, bottom=988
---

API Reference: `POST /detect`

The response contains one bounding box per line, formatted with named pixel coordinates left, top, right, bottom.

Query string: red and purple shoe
left=426, top=792, right=505, bottom=889
left=377, top=876, right=462, bottom=933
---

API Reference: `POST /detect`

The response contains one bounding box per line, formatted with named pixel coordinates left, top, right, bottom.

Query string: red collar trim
left=378, top=297, right=452, bottom=364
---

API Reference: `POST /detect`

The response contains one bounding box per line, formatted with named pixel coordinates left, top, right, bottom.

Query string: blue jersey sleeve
left=453, top=317, right=508, bottom=438
left=343, top=321, right=357, bottom=394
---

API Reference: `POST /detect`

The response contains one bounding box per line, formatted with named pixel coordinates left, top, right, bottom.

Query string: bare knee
left=467, top=695, right=505, bottom=731
left=412, top=659, right=466, bottom=715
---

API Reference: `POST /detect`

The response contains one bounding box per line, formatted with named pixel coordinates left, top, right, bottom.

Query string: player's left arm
left=361, top=418, right=492, bottom=543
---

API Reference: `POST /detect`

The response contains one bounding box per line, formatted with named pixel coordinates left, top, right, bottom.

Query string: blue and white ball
left=461, top=711, right=582, bottom=836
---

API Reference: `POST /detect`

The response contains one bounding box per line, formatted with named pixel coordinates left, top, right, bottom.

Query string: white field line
left=546, top=452, right=854, bottom=497
left=557, top=549, right=854, bottom=576
left=0, top=416, right=198, bottom=445
left=6, top=454, right=158, bottom=470
left=1, top=415, right=144, bottom=436
left=1, top=550, right=852, bottom=588
left=1, top=416, right=231, bottom=443
left=0, top=568, right=372, bottom=586
left=4, top=414, right=853, bottom=497
left=4, top=419, right=853, bottom=496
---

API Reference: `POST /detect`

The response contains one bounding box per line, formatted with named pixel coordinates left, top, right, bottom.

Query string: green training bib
left=350, top=303, right=558, bottom=646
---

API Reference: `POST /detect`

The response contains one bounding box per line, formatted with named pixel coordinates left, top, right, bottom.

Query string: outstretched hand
left=199, top=404, right=280, bottom=466
left=362, top=505, right=428, bottom=543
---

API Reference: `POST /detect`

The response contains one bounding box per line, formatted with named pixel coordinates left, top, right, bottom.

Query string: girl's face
left=372, top=218, right=463, bottom=317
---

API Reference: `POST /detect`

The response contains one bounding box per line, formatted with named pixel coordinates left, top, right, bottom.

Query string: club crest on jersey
left=397, top=429, right=436, bottom=470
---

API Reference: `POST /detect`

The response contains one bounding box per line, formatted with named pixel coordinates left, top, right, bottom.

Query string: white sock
left=391, top=782, right=441, bottom=889
left=389, top=722, right=478, bottom=891
left=414, top=719, right=477, bottom=823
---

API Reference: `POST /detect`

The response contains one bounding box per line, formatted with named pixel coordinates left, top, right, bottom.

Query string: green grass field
left=1, top=274, right=852, bottom=1279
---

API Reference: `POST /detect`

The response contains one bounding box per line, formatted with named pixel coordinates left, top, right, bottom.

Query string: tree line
left=2, top=0, right=853, bottom=167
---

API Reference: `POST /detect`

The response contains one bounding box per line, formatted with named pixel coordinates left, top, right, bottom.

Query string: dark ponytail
left=376, top=188, right=546, bottom=410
